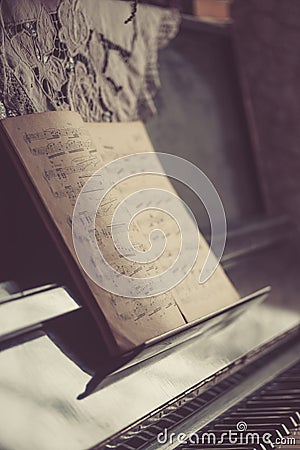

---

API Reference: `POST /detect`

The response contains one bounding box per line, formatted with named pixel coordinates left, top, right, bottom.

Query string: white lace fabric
left=0, top=0, right=180, bottom=121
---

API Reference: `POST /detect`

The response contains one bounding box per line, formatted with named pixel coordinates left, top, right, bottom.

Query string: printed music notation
left=28, top=139, right=94, bottom=156
left=2, top=110, right=238, bottom=349
left=23, top=126, right=88, bottom=143
left=18, top=115, right=187, bottom=335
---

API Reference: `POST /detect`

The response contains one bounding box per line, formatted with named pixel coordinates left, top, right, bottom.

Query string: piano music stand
left=80, top=286, right=271, bottom=397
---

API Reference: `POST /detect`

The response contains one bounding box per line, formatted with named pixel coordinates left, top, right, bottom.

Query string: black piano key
left=253, top=392, right=300, bottom=399
left=275, top=370, right=300, bottom=376
left=118, top=436, right=147, bottom=449
left=271, top=383, right=300, bottom=390
left=263, top=389, right=300, bottom=395
left=234, top=408, right=300, bottom=426
left=273, top=375, right=300, bottom=382
left=235, top=398, right=300, bottom=412
left=184, top=437, right=274, bottom=450
left=180, top=447, right=260, bottom=450
left=284, top=367, right=300, bottom=374
left=246, top=398, right=300, bottom=407
left=267, top=378, right=300, bottom=385
left=262, top=387, right=299, bottom=395
left=218, top=379, right=239, bottom=389
left=222, top=414, right=298, bottom=429
left=251, top=391, right=300, bottom=398
left=206, top=423, right=290, bottom=449
left=194, top=438, right=271, bottom=450
left=268, top=382, right=300, bottom=390
left=198, top=391, right=221, bottom=402
left=211, top=423, right=289, bottom=436
left=236, top=404, right=300, bottom=414
left=276, top=373, right=300, bottom=382
left=226, top=408, right=299, bottom=420
left=179, top=447, right=257, bottom=450
left=204, top=429, right=283, bottom=446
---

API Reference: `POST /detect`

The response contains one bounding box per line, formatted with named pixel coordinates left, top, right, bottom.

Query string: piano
left=0, top=280, right=299, bottom=450
left=0, top=12, right=300, bottom=450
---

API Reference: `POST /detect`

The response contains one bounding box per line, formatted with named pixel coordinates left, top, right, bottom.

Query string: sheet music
left=87, top=122, right=239, bottom=322
left=2, top=112, right=238, bottom=350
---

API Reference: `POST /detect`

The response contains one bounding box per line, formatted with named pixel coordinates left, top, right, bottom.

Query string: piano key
left=229, top=405, right=297, bottom=414
left=246, top=399, right=300, bottom=407
left=172, top=364, right=300, bottom=450
left=180, top=447, right=257, bottom=450
left=236, top=405, right=300, bottom=413
left=176, top=364, right=300, bottom=450
left=268, top=375, right=300, bottom=383
left=208, top=423, right=290, bottom=448
left=222, top=415, right=298, bottom=429
left=204, top=430, right=286, bottom=447
left=284, top=367, right=300, bottom=373
left=269, top=380, right=300, bottom=387
left=180, top=447, right=261, bottom=450
left=275, top=369, right=300, bottom=376
left=183, top=437, right=275, bottom=450
left=211, top=423, right=289, bottom=436
left=277, top=367, right=300, bottom=374
left=251, top=391, right=300, bottom=398
left=235, top=405, right=300, bottom=417
left=193, top=439, right=272, bottom=450
left=180, top=431, right=273, bottom=449
left=270, top=385, right=300, bottom=395
left=263, top=388, right=300, bottom=395
left=273, top=375, right=300, bottom=382
left=275, top=427, right=300, bottom=449
left=265, top=381, right=300, bottom=388
left=226, top=408, right=299, bottom=420
left=267, top=388, right=300, bottom=395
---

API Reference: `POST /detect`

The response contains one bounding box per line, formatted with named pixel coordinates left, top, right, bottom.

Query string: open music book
left=0, top=111, right=238, bottom=354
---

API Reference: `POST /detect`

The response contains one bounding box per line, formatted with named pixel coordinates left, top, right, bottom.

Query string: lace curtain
left=0, top=0, right=180, bottom=121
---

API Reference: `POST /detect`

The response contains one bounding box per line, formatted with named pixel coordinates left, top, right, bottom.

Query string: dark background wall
left=231, top=0, right=300, bottom=233
left=146, top=18, right=264, bottom=232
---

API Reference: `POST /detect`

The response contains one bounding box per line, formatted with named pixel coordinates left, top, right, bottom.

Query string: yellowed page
left=1, top=112, right=186, bottom=352
left=87, top=122, right=239, bottom=322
